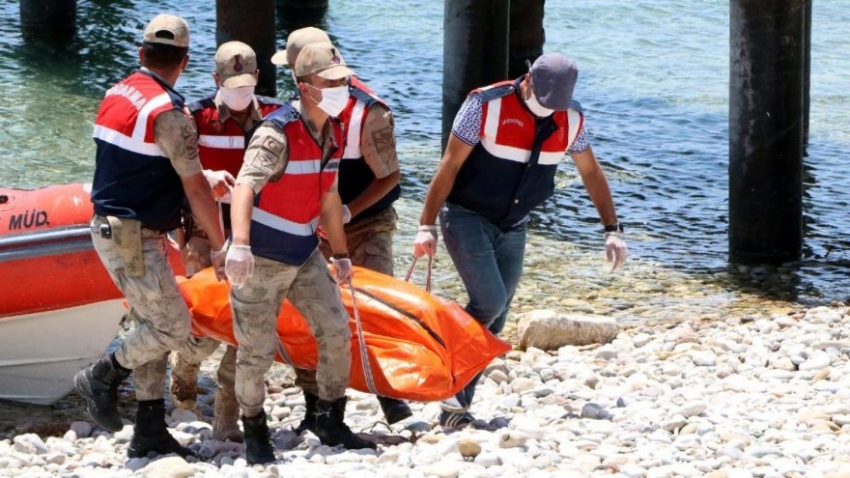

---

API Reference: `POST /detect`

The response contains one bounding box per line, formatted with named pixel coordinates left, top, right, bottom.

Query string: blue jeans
left=440, top=203, right=526, bottom=408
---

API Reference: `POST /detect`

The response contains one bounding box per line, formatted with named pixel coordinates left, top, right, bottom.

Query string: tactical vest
left=249, top=104, right=343, bottom=265
left=91, top=70, right=188, bottom=231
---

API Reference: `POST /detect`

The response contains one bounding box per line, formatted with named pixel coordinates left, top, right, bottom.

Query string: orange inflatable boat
left=0, top=183, right=127, bottom=405
left=0, top=183, right=182, bottom=405
left=179, top=267, right=512, bottom=402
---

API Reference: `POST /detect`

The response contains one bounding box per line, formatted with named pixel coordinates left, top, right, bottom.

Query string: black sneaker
left=438, top=410, right=475, bottom=429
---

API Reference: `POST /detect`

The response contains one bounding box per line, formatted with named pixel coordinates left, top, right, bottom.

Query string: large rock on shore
left=517, top=310, right=619, bottom=350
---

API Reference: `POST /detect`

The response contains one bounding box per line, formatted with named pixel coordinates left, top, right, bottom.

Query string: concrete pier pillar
left=19, top=0, right=76, bottom=43
left=217, top=0, right=277, bottom=96
left=275, top=0, right=328, bottom=28
left=729, top=0, right=805, bottom=264
left=802, top=0, right=812, bottom=149
left=508, top=0, right=545, bottom=79
left=442, top=0, right=510, bottom=148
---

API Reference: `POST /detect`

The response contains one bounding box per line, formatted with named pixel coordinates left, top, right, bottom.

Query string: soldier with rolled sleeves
left=75, top=14, right=229, bottom=458
left=270, top=26, right=412, bottom=430
left=169, top=41, right=284, bottom=443
left=225, top=42, right=376, bottom=464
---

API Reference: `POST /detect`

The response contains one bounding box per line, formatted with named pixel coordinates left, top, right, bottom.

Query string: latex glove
left=203, top=169, right=235, bottom=199
left=341, top=204, right=352, bottom=225
left=225, top=244, right=254, bottom=289
left=209, top=239, right=229, bottom=281
left=413, top=225, right=438, bottom=258
left=605, top=232, right=628, bottom=271
left=331, top=257, right=354, bottom=283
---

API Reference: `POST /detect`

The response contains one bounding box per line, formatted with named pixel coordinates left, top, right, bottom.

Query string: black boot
left=74, top=353, right=131, bottom=432
left=242, top=411, right=276, bottom=465
left=293, top=391, right=318, bottom=435
left=314, top=397, right=376, bottom=450
left=127, top=399, right=196, bottom=459
left=377, top=396, right=412, bottom=424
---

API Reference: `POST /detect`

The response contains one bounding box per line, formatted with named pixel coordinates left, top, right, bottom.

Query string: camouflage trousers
left=231, top=248, right=351, bottom=418
left=298, top=207, right=397, bottom=392
left=175, top=228, right=235, bottom=391
left=91, top=219, right=192, bottom=401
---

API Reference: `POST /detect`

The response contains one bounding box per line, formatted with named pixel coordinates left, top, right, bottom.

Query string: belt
left=90, top=215, right=168, bottom=237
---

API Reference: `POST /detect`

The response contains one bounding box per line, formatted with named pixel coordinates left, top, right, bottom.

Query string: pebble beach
left=4, top=302, right=850, bottom=477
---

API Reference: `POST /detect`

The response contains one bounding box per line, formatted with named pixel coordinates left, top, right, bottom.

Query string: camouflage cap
left=271, top=27, right=331, bottom=67
left=143, top=14, right=189, bottom=48
left=215, top=41, right=258, bottom=88
left=293, top=42, right=354, bottom=80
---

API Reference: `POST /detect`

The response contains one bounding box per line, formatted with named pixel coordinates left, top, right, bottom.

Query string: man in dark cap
left=414, top=53, right=628, bottom=428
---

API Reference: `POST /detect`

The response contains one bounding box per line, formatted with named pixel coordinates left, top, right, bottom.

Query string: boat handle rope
left=216, top=199, right=225, bottom=239
left=347, top=279, right=380, bottom=396
left=403, top=254, right=433, bottom=293
left=275, top=337, right=296, bottom=368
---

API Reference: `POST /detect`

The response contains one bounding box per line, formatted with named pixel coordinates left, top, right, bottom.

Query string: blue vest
left=447, top=78, right=582, bottom=229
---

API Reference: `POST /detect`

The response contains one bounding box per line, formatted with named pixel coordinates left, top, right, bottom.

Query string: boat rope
left=348, top=279, right=379, bottom=395
left=403, top=254, right=432, bottom=293
left=274, top=337, right=296, bottom=367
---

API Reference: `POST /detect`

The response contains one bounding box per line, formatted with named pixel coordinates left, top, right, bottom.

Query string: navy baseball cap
left=527, top=53, right=578, bottom=111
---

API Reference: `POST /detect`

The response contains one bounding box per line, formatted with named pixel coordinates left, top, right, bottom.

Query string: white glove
left=225, top=244, right=254, bottom=289
left=331, top=257, right=354, bottom=283
left=341, top=204, right=351, bottom=225
left=413, top=225, right=438, bottom=258
left=203, top=169, right=235, bottom=199
left=208, top=239, right=229, bottom=281
left=605, top=232, right=628, bottom=271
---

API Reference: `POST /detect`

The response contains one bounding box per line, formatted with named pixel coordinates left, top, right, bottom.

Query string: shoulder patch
left=371, top=125, right=394, bottom=153
left=261, top=136, right=284, bottom=156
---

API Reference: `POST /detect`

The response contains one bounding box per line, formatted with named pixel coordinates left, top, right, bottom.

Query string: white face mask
left=525, top=91, right=554, bottom=118
left=306, top=84, right=350, bottom=117
left=219, top=86, right=255, bottom=112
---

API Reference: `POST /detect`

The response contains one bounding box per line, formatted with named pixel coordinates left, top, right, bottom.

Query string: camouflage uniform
left=233, top=101, right=351, bottom=418
left=90, top=108, right=204, bottom=401
left=172, top=92, right=267, bottom=412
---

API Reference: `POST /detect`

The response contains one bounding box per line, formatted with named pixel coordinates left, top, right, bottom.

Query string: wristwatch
left=603, top=223, right=624, bottom=233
